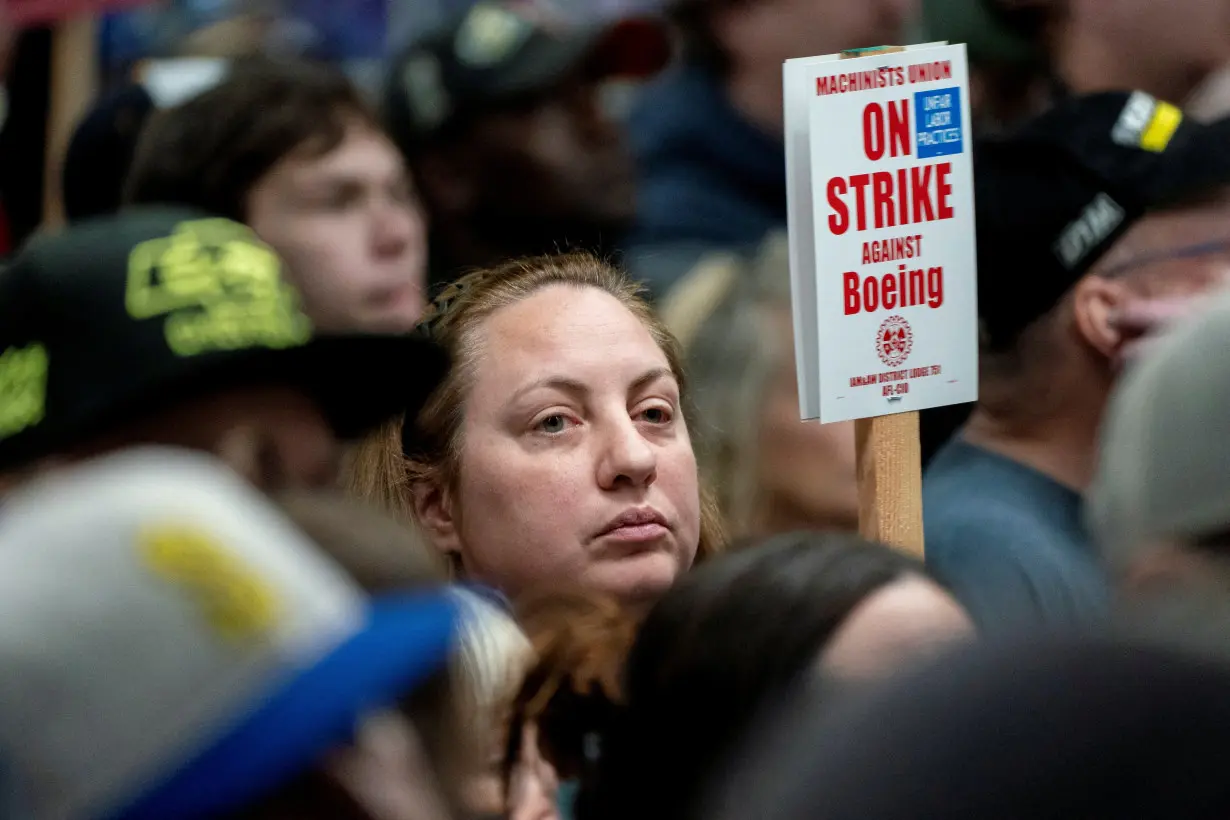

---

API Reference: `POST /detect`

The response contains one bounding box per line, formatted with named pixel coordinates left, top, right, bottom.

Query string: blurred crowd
left=3, top=0, right=1230, bottom=818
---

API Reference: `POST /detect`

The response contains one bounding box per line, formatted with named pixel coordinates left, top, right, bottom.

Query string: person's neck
left=1055, top=24, right=1199, bottom=104
left=724, top=61, right=784, bottom=135
left=961, top=397, right=1105, bottom=492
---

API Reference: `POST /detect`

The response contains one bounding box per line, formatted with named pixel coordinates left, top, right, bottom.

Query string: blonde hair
left=344, top=252, right=725, bottom=566
left=665, top=234, right=793, bottom=536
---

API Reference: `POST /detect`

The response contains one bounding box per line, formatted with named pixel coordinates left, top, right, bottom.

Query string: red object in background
left=6, top=0, right=159, bottom=27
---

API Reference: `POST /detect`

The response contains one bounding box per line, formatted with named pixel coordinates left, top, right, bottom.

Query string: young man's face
left=444, top=76, right=638, bottom=233
left=247, top=122, right=430, bottom=333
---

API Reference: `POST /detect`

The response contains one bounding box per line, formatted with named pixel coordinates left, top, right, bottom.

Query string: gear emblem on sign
left=876, top=315, right=913, bottom=367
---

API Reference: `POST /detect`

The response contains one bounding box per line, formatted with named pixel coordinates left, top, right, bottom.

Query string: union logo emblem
left=877, top=315, right=913, bottom=367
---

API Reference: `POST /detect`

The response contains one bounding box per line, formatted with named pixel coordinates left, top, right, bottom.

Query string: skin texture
left=416, top=285, right=702, bottom=602
left=246, top=123, right=429, bottom=333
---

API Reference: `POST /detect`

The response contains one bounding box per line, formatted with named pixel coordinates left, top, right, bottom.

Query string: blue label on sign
left=914, top=87, right=963, bottom=158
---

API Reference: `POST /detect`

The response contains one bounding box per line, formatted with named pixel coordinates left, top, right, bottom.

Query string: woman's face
left=438, top=285, right=701, bottom=601
left=819, top=574, right=974, bottom=681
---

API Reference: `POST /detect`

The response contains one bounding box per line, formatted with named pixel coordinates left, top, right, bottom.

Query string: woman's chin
left=583, top=551, right=683, bottom=602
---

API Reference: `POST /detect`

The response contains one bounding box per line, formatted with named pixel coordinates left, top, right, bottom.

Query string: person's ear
left=1071, top=274, right=1130, bottom=359
left=410, top=479, right=464, bottom=562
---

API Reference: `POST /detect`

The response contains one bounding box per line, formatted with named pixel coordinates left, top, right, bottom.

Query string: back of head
left=712, top=636, right=1230, bottom=820
left=518, top=532, right=924, bottom=820
left=125, top=56, right=379, bottom=222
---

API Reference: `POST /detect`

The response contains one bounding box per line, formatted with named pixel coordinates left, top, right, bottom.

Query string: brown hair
left=124, top=56, right=383, bottom=222
left=344, top=251, right=725, bottom=563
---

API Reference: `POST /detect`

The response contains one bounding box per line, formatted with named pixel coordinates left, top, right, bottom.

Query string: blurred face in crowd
left=820, top=574, right=974, bottom=680
left=441, top=76, right=638, bottom=232
left=246, top=121, right=429, bottom=333
left=1089, top=0, right=1230, bottom=90
left=756, top=309, right=858, bottom=532
left=421, top=285, right=701, bottom=601
left=82, top=386, right=341, bottom=492
left=713, top=0, right=915, bottom=70
left=1079, top=192, right=1230, bottom=368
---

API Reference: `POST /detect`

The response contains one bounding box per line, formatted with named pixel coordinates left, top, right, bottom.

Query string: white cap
left=0, top=446, right=459, bottom=820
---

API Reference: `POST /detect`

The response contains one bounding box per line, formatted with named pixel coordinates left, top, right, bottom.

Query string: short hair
left=124, top=56, right=383, bottom=222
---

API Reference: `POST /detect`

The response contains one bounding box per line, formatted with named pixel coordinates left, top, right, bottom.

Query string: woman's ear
left=410, top=480, right=463, bottom=560
left=1071, top=274, right=1130, bottom=360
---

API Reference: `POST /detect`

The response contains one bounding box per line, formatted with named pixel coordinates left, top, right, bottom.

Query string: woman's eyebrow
left=505, top=367, right=676, bottom=406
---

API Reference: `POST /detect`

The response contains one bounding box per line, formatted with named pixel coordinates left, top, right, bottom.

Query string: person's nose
left=596, top=414, right=657, bottom=491
left=371, top=196, right=423, bottom=259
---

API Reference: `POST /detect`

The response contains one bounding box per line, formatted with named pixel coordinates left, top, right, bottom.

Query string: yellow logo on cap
left=0, top=342, right=47, bottom=439
left=139, top=523, right=282, bottom=643
left=125, top=218, right=313, bottom=357
left=1139, top=100, right=1183, bottom=152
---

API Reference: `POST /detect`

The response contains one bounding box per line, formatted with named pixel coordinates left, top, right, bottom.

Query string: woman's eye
left=537, top=415, right=568, bottom=434
left=640, top=407, right=671, bottom=424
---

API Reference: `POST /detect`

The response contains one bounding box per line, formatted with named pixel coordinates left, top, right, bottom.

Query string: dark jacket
left=624, top=63, right=786, bottom=298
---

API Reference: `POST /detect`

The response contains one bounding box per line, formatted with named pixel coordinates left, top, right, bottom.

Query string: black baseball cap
left=0, top=206, right=448, bottom=470
left=976, top=91, right=1230, bottom=350
left=385, top=0, right=671, bottom=149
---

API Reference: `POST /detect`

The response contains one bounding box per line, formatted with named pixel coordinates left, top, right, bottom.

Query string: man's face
left=1092, top=195, right=1230, bottom=365
left=1099, top=0, right=1230, bottom=85
left=246, top=122, right=429, bottom=334
left=453, top=77, right=638, bottom=230
left=719, top=0, right=916, bottom=70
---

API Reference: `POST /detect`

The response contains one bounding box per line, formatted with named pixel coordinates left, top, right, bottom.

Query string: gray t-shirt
left=923, top=437, right=1110, bottom=634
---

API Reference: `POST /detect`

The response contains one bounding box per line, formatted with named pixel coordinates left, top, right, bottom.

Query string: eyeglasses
left=1099, top=238, right=1230, bottom=278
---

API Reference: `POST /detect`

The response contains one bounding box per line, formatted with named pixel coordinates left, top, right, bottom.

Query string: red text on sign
left=826, top=163, right=955, bottom=235
left=863, top=101, right=911, bottom=160
left=843, top=264, right=945, bottom=315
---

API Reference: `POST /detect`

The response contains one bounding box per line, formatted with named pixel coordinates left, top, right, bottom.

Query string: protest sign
left=785, top=43, right=978, bottom=424
left=784, top=42, right=977, bottom=556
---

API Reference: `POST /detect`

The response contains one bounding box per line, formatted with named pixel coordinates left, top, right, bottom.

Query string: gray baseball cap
left=1088, top=286, right=1230, bottom=559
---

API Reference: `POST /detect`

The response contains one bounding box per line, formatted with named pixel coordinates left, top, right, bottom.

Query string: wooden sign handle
left=840, top=45, right=925, bottom=559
